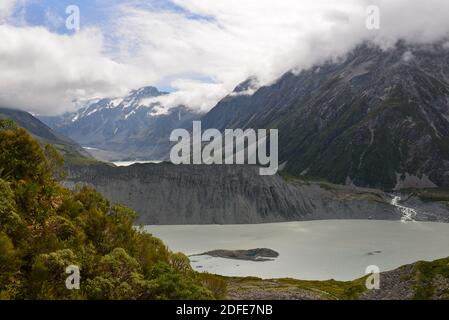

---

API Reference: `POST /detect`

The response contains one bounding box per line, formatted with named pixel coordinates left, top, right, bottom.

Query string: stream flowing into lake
left=390, top=196, right=418, bottom=222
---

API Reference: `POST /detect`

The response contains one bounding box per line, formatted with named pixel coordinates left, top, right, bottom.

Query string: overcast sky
left=1, top=0, right=449, bottom=115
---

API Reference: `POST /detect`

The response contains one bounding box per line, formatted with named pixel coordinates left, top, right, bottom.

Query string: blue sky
left=13, top=0, right=110, bottom=30
left=13, top=0, right=211, bottom=34
left=11, top=0, right=214, bottom=93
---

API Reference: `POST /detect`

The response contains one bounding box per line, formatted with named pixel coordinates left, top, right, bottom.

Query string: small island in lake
left=192, top=248, right=279, bottom=262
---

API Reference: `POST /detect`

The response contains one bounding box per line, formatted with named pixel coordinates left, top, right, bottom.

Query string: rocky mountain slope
left=63, top=163, right=449, bottom=224
left=0, top=107, right=95, bottom=164
left=40, top=86, right=202, bottom=161
left=202, top=42, right=449, bottom=190
left=226, top=256, right=449, bottom=300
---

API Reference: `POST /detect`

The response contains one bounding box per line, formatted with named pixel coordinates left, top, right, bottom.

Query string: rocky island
left=193, top=248, right=279, bottom=262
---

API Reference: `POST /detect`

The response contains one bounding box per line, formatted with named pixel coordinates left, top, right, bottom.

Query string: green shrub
left=0, top=125, right=221, bottom=300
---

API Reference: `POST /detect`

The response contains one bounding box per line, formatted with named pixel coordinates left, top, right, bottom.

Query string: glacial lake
left=144, top=220, right=449, bottom=281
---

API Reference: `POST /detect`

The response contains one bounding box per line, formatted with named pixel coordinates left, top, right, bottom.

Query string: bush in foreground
left=0, top=121, right=225, bottom=300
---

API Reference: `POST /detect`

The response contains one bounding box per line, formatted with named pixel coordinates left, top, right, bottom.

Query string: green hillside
left=0, top=120, right=225, bottom=300
left=0, top=108, right=97, bottom=165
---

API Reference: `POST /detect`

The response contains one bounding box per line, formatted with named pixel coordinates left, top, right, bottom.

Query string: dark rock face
left=64, top=163, right=405, bottom=225
left=201, top=42, right=449, bottom=190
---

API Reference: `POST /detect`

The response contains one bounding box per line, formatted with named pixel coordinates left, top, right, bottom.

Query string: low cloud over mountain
left=2, top=0, right=449, bottom=115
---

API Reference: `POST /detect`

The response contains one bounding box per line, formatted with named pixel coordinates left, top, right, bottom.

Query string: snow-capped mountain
left=202, top=42, right=449, bottom=189
left=40, top=86, right=203, bottom=161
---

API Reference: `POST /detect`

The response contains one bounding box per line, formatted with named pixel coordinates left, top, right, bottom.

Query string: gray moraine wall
left=64, top=163, right=449, bottom=224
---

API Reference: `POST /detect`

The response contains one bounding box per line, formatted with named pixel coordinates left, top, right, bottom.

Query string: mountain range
left=40, top=41, right=449, bottom=190
left=40, top=86, right=203, bottom=161
left=4, top=40, right=449, bottom=224
left=203, top=42, right=449, bottom=190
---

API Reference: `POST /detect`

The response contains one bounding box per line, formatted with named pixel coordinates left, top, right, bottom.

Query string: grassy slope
left=225, top=257, right=449, bottom=300
left=280, top=172, right=386, bottom=202
left=412, top=188, right=449, bottom=203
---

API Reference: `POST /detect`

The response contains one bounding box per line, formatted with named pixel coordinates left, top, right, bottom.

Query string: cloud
left=113, top=0, right=449, bottom=112
left=145, top=79, right=231, bottom=115
left=0, top=25, right=146, bottom=115
left=2, top=0, right=449, bottom=115
left=0, top=0, right=17, bottom=20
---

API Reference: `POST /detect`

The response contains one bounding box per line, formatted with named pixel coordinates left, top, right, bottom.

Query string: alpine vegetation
left=170, top=121, right=278, bottom=175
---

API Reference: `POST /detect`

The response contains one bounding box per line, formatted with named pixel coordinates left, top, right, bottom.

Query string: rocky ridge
left=63, top=163, right=449, bottom=224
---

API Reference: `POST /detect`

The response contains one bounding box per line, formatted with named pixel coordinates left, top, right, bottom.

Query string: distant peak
left=233, top=76, right=259, bottom=93
left=129, top=86, right=167, bottom=98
